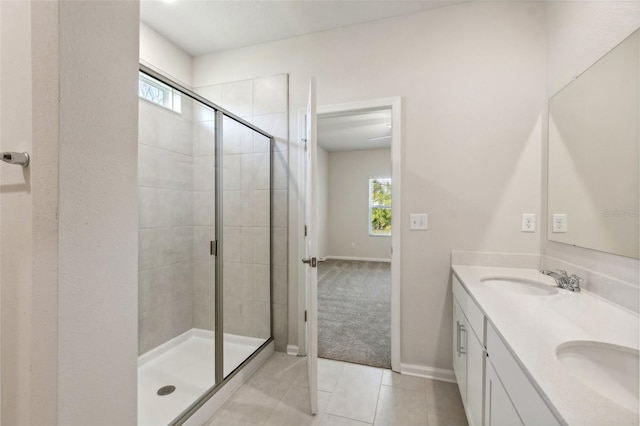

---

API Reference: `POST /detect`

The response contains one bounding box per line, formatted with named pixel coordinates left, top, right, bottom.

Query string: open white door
left=303, top=77, right=318, bottom=415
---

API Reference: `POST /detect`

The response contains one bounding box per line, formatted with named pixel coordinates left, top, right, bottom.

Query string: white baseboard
left=325, top=255, right=391, bottom=263
left=400, top=362, right=456, bottom=383
left=287, top=345, right=299, bottom=356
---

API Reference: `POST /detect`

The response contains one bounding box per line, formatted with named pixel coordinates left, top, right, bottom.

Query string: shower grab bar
left=1, top=152, right=30, bottom=168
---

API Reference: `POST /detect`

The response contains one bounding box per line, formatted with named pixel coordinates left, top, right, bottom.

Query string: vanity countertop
left=452, top=265, right=639, bottom=426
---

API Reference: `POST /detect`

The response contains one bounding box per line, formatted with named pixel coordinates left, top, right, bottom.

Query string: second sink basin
left=557, top=340, right=639, bottom=414
left=481, top=277, right=559, bottom=296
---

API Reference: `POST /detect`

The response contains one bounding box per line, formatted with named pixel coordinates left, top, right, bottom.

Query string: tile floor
left=206, top=353, right=468, bottom=426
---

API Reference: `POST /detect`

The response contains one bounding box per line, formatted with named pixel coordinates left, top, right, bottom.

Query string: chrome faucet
left=540, top=269, right=582, bottom=292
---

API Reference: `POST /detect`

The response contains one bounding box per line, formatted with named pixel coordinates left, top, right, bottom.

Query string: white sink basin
left=481, top=277, right=559, bottom=296
left=556, top=341, right=639, bottom=414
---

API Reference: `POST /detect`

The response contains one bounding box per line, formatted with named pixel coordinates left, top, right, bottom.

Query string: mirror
left=548, top=29, right=639, bottom=259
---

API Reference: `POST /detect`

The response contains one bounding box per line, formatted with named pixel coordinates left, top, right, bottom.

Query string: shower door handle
left=302, top=257, right=317, bottom=267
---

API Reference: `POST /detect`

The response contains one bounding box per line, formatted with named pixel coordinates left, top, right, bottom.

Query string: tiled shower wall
left=196, top=74, right=289, bottom=352
left=138, top=74, right=288, bottom=355
left=138, top=99, right=219, bottom=355
left=138, top=100, right=196, bottom=354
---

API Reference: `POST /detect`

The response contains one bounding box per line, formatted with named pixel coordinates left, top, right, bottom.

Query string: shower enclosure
left=137, top=66, right=274, bottom=426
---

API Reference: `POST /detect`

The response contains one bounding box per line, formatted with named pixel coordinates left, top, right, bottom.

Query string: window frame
left=138, top=73, right=182, bottom=114
left=368, top=177, right=392, bottom=237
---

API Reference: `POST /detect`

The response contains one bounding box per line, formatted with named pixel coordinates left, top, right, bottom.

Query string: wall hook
left=1, top=152, right=30, bottom=168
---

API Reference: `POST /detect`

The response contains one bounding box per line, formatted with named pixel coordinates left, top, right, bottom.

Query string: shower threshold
left=138, top=328, right=266, bottom=426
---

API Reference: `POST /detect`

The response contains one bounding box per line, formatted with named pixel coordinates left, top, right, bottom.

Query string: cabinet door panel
left=485, top=361, right=523, bottom=426
left=466, top=329, right=484, bottom=426
left=486, top=323, right=561, bottom=425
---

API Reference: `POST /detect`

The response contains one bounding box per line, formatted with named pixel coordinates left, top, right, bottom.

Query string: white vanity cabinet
left=484, top=360, right=522, bottom=426
left=452, top=276, right=485, bottom=426
left=453, top=274, right=561, bottom=426
left=485, top=323, right=560, bottom=426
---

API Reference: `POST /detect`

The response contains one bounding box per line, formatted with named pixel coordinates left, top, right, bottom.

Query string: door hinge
left=304, top=225, right=308, bottom=237
left=301, top=257, right=317, bottom=267
left=210, top=240, right=217, bottom=256
left=304, top=310, right=307, bottom=322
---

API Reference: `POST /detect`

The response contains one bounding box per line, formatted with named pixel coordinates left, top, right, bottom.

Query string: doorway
left=297, top=97, right=402, bottom=372
left=316, top=109, right=392, bottom=368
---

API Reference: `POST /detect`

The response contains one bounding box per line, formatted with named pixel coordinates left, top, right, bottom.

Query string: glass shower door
left=138, top=67, right=274, bottom=425
left=221, top=115, right=271, bottom=378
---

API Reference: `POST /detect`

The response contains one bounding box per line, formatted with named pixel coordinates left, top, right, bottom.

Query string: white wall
left=140, top=21, right=193, bottom=87
left=317, top=145, right=329, bottom=259
left=58, top=2, right=139, bottom=424
left=327, top=149, right=391, bottom=260
left=1, top=1, right=139, bottom=424
left=543, top=2, right=640, bottom=288
left=0, top=2, right=56, bottom=423
left=1, top=2, right=60, bottom=423
left=193, top=1, right=546, bottom=371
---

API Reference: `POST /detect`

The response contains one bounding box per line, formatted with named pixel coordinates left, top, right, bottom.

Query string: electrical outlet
left=521, top=214, right=536, bottom=232
left=552, top=214, right=568, bottom=233
left=410, top=214, right=428, bottom=230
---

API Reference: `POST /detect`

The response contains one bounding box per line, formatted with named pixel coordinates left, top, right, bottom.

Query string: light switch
left=410, top=214, right=428, bottom=230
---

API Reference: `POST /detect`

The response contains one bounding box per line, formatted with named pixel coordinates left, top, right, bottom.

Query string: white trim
left=297, top=109, right=308, bottom=356
left=390, top=97, right=402, bottom=373
left=287, top=344, right=300, bottom=356
left=324, top=255, right=391, bottom=263
left=296, top=96, right=402, bottom=372
left=183, top=341, right=274, bottom=426
left=400, top=362, right=456, bottom=383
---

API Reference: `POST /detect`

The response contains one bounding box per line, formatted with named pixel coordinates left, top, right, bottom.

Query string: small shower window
left=139, top=73, right=182, bottom=114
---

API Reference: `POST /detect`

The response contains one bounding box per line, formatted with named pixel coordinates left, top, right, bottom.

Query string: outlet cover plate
left=522, top=213, right=536, bottom=232
left=552, top=214, right=568, bottom=233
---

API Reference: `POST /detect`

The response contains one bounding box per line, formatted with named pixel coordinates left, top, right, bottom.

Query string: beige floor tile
left=425, top=379, right=468, bottom=426
left=220, top=385, right=281, bottom=424
left=207, top=409, right=258, bottom=426
left=248, top=353, right=305, bottom=399
left=318, top=358, right=347, bottom=392
left=339, top=362, right=383, bottom=386
left=296, top=357, right=348, bottom=392
left=264, top=386, right=331, bottom=426
left=294, top=358, right=309, bottom=388
left=320, top=413, right=372, bottom=425
left=381, top=370, right=427, bottom=392
left=325, top=375, right=381, bottom=423
left=260, top=352, right=306, bottom=374
left=373, top=385, right=428, bottom=426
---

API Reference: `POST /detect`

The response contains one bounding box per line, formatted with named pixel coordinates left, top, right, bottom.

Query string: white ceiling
left=318, top=109, right=392, bottom=152
left=140, top=0, right=458, bottom=56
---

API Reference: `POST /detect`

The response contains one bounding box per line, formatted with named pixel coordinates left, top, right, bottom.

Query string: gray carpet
left=317, top=259, right=391, bottom=368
